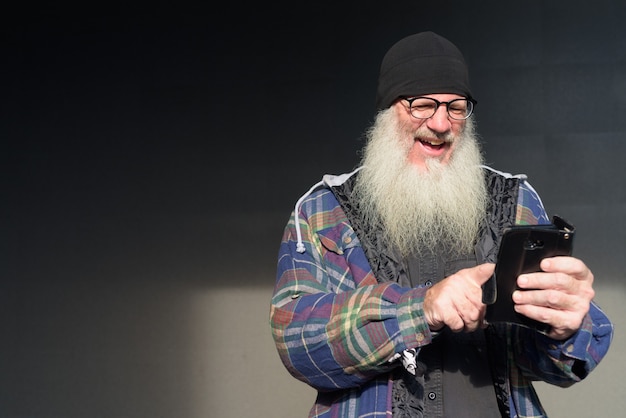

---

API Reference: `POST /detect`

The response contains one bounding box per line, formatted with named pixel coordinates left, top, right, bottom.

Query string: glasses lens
left=448, top=99, right=472, bottom=120
left=409, top=98, right=438, bottom=119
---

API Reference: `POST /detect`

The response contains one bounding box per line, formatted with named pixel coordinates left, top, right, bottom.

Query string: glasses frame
left=402, top=96, right=477, bottom=120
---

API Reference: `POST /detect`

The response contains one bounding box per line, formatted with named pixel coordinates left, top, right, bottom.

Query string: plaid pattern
left=270, top=171, right=613, bottom=418
left=516, top=180, right=550, bottom=225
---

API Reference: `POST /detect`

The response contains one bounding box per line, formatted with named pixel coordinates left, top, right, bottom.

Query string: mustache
left=411, top=126, right=455, bottom=143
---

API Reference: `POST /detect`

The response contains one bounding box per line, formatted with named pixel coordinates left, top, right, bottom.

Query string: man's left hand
left=512, top=256, right=595, bottom=340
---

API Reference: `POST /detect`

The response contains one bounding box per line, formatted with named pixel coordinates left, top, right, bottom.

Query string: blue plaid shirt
left=270, top=168, right=614, bottom=417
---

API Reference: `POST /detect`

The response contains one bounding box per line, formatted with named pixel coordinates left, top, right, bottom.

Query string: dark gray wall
left=3, top=2, right=625, bottom=417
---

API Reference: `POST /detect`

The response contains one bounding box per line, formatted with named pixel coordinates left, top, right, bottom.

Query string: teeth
left=425, top=139, right=444, bottom=146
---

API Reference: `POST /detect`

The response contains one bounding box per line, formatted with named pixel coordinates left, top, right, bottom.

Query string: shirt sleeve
left=512, top=301, right=614, bottom=385
left=515, top=178, right=551, bottom=225
left=269, top=188, right=433, bottom=391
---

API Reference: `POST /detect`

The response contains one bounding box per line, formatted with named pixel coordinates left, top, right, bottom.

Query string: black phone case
left=483, top=215, right=575, bottom=333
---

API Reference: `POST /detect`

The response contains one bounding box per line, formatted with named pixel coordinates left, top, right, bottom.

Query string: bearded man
left=269, top=31, right=613, bottom=418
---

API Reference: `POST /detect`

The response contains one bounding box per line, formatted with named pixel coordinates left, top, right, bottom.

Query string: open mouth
left=418, top=138, right=446, bottom=150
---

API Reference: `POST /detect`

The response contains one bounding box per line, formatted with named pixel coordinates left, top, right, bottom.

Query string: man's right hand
left=423, top=263, right=495, bottom=332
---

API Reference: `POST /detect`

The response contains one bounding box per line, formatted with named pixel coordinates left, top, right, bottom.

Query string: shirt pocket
left=317, top=222, right=360, bottom=255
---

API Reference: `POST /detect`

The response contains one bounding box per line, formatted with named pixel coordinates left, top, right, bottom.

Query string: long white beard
left=353, top=109, right=488, bottom=257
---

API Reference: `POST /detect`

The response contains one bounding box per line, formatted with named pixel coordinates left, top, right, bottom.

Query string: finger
left=517, top=271, right=573, bottom=291
left=447, top=315, right=465, bottom=332
left=457, top=297, right=486, bottom=330
left=540, top=256, right=592, bottom=281
left=443, top=296, right=479, bottom=333
left=514, top=303, right=584, bottom=339
left=513, top=302, right=553, bottom=324
left=513, top=288, right=572, bottom=309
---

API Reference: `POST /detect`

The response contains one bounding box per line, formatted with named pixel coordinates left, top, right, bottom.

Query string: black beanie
left=376, top=31, right=473, bottom=110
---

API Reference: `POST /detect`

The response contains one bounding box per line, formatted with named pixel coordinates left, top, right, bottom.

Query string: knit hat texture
left=376, top=31, right=473, bottom=110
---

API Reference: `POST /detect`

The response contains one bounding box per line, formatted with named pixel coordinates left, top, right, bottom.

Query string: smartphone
left=483, top=215, right=575, bottom=332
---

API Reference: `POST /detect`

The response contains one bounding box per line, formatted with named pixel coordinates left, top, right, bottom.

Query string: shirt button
left=343, top=236, right=352, bottom=244
left=425, top=280, right=433, bottom=287
left=428, top=392, right=436, bottom=400
left=416, top=332, right=424, bottom=343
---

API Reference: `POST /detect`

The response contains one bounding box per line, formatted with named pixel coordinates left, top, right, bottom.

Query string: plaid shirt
left=270, top=168, right=613, bottom=418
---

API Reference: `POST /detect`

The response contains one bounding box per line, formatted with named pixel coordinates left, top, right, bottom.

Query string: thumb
left=475, top=263, right=495, bottom=285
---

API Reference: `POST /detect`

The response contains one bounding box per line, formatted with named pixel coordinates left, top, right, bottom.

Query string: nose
left=426, top=105, right=452, bottom=133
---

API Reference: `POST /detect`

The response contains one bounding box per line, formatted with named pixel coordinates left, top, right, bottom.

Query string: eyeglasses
left=402, top=96, right=476, bottom=120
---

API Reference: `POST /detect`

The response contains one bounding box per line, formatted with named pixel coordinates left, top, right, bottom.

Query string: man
left=269, top=31, right=613, bottom=417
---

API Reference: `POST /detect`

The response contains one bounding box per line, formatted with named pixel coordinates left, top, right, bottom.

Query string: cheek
left=451, top=121, right=466, bottom=136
